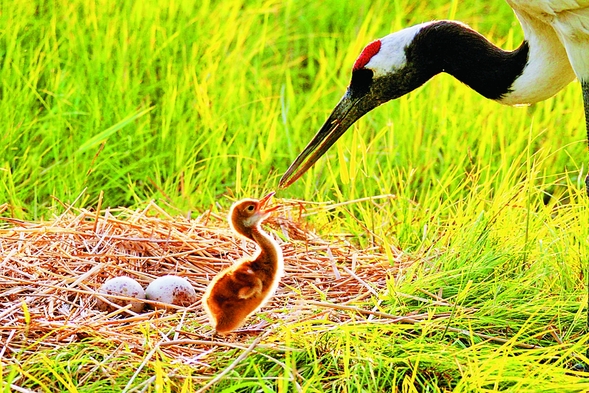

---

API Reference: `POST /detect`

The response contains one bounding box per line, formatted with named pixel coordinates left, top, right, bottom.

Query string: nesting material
left=0, top=197, right=406, bottom=363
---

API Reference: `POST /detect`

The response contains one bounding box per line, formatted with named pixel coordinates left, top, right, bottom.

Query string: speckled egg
left=96, top=276, right=145, bottom=313
left=145, top=275, right=197, bottom=308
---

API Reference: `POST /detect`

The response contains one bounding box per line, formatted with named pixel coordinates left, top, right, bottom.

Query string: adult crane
left=279, top=1, right=589, bottom=193
left=278, top=0, right=589, bottom=368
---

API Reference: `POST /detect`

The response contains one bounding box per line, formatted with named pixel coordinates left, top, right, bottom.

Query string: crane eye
left=246, top=204, right=255, bottom=212
left=349, top=68, right=374, bottom=98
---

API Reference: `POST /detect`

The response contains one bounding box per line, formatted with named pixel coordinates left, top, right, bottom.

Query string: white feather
left=365, top=23, right=434, bottom=77
left=502, top=0, right=589, bottom=105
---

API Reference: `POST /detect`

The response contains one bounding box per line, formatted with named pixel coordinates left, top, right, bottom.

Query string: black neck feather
left=407, top=21, right=529, bottom=100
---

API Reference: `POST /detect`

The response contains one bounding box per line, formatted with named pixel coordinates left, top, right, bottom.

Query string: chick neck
left=229, top=205, right=284, bottom=276
left=249, top=222, right=283, bottom=273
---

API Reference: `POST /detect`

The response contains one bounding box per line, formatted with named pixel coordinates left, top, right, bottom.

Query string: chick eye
left=246, top=205, right=255, bottom=212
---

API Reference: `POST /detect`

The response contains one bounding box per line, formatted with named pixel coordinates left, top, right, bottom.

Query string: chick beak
left=258, top=191, right=280, bottom=217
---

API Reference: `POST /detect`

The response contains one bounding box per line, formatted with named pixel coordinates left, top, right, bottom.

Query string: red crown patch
left=353, top=40, right=382, bottom=71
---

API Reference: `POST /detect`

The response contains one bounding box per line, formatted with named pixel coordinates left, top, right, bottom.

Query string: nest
left=0, top=195, right=411, bottom=384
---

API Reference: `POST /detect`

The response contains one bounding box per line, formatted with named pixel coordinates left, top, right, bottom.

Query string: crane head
left=279, top=23, right=435, bottom=188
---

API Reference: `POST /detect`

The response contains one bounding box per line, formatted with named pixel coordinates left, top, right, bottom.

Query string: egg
left=96, top=276, right=145, bottom=313
left=145, top=275, right=197, bottom=309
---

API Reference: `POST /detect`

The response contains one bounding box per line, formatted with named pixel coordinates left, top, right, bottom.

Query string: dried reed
left=0, top=197, right=407, bottom=365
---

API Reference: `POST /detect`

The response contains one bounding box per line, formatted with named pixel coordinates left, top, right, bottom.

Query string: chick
left=202, top=192, right=283, bottom=334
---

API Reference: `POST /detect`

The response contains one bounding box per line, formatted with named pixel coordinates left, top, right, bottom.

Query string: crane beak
left=278, top=90, right=370, bottom=188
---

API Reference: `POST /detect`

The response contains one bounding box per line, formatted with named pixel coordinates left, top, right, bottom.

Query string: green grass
left=2, top=0, right=589, bottom=391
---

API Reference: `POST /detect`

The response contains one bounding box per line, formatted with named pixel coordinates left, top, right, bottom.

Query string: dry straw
left=0, top=195, right=410, bottom=366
